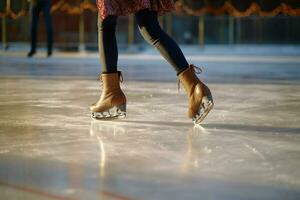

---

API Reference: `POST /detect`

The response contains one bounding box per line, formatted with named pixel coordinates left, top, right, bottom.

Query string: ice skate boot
left=178, top=65, right=214, bottom=124
left=90, top=71, right=126, bottom=120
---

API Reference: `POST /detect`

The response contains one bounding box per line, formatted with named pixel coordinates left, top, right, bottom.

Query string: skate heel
left=91, top=104, right=126, bottom=120
left=193, top=95, right=214, bottom=125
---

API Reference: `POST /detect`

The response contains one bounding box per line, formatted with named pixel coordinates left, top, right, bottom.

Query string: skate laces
left=191, top=65, right=203, bottom=74
left=178, top=64, right=203, bottom=93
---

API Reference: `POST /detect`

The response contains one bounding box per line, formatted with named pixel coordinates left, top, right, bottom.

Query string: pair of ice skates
left=90, top=65, right=214, bottom=125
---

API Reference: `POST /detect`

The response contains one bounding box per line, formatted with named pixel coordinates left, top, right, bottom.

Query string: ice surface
left=0, top=52, right=300, bottom=200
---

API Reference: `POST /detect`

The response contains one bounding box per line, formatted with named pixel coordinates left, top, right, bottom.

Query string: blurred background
left=1, top=0, right=300, bottom=52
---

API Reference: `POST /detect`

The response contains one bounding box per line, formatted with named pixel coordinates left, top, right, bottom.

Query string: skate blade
left=193, top=96, right=214, bottom=125
left=91, top=104, right=126, bottom=120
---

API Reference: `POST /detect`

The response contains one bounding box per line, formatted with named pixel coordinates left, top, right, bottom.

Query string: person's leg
left=90, top=15, right=126, bottom=120
left=43, top=0, right=53, bottom=56
left=28, top=4, right=40, bottom=57
left=98, top=15, right=118, bottom=73
left=135, top=9, right=213, bottom=124
left=135, top=9, right=189, bottom=75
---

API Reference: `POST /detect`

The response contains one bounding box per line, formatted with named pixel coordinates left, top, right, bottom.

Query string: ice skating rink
left=0, top=50, right=300, bottom=200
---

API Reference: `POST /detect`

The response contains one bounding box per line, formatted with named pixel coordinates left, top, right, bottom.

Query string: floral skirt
left=97, top=0, right=174, bottom=20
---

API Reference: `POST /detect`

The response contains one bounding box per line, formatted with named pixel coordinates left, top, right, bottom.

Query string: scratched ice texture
left=0, top=50, right=300, bottom=200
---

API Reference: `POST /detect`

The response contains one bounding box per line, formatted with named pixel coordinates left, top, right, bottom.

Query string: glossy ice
left=0, top=51, right=300, bottom=200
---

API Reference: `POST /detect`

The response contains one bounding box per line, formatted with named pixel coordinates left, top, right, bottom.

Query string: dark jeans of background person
left=98, top=9, right=189, bottom=75
left=29, top=0, right=53, bottom=57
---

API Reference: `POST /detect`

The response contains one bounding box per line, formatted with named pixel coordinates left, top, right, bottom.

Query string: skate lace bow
left=178, top=65, right=202, bottom=93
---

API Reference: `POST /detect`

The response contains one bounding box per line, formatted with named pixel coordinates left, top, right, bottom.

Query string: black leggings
left=98, top=9, right=189, bottom=75
left=30, top=0, right=53, bottom=53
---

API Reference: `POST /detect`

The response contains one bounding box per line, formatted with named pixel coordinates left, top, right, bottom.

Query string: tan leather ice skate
left=90, top=71, right=126, bottom=120
left=178, top=65, right=214, bottom=124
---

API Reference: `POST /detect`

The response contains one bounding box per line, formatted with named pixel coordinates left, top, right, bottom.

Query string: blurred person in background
left=90, top=0, right=214, bottom=125
left=27, top=0, right=53, bottom=57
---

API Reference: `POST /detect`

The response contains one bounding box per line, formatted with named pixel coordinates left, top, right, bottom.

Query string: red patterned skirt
left=97, top=0, right=174, bottom=20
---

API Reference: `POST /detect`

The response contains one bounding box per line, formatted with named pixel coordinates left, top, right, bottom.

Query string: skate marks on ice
left=0, top=155, right=136, bottom=200
left=0, top=78, right=300, bottom=199
left=88, top=120, right=300, bottom=200
left=0, top=116, right=299, bottom=199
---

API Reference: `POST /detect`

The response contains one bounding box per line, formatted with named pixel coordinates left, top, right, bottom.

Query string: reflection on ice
left=0, top=76, right=299, bottom=199
left=90, top=120, right=127, bottom=178
left=90, top=120, right=210, bottom=177
left=97, top=136, right=106, bottom=177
